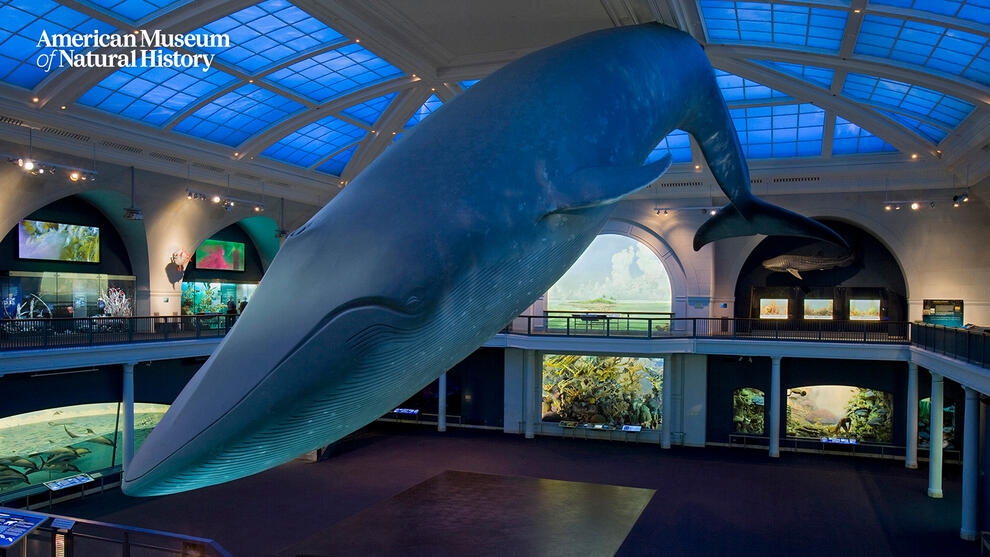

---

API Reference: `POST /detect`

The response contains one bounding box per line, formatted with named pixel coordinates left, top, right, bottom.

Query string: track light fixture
left=186, top=187, right=264, bottom=213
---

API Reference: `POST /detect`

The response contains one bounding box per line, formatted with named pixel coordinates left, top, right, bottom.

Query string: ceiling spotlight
left=694, top=164, right=701, bottom=170
left=69, top=171, right=79, bottom=181
left=21, top=159, right=33, bottom=171
left=963, top=194, right=969, bottom=203
left=884, top=205, right=892, bottom=211
left=254, top=205, right=262, bottom=212
left=709, top=209, right=717, bottom=216
left=910, top=202, right=920, bottom=210
left=895, top=205, right=901, bottom=210
left=31, top=97, right=38, bottom=103
left=59, top=105, right=66, bottom=110
left=37, top=168, right=44, bottom=174
left=911, top=153, right=918, bottom=159
left=212, top=195, right=221, bottom=203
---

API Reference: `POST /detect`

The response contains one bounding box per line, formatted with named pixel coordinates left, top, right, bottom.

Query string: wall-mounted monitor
left=849, top=299, right=881, bottom=321
left=759, top=298, right=788, bottom=319
left=18, top=219, right=100, bottom=263
left=195, top=239, right=245, bottom=271
left=803, top=299, right=834, bottom=320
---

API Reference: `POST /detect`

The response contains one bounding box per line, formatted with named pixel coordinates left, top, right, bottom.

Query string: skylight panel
left=77, top=51, right=236, bottom=125
left=699, top=1, right=848, bottom=51
left=842, top=73, right=974, bottom=128
left=730, top=103, right=824, bottom=158
left=339, top=92, right=397, bottom=126
left=315, top=144, right=358, bottom=175
left=752, top=61, right=834, bottom=89
left=173, top=84, right=305, bottom=146
left=875, top=108, right=950, bottom=143
left=869, top=0, right=990, bottom=27
left=715, top=69, right=787, bottom=103
left=0, top=0, right=117, bottom=89
left=265, top=43, right=402, bottom=103
left=832, top=116, right=897, bottom=155
left=405, top=94, right=442, bottom=128
left=459, top=80, right=480, bottom=89
left=855, top=15, right=990, bottom=86
left=86, top=0, right=183, bottom=22
left=262, top=115, right=364, bottom=167
left=190, top=0, right=346, bottom=74
left=646, top=129, right=691, bottom=164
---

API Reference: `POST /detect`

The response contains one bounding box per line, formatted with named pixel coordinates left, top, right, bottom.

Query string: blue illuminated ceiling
left=0, top=0, right=986, bottom=184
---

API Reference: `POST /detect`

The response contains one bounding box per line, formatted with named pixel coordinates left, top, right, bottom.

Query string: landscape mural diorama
left=542, top=354, right=663, bottom=430
left=0, top=403, right=168, bottom=495
left=785, top=385, right=893, bottom=443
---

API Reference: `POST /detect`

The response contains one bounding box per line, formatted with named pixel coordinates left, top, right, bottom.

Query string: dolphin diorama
left=762, top=252, right=855, bottom=280
left=123, top=24, right=845, bottom=495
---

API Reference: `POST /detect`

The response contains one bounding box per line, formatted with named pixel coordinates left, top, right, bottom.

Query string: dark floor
left=56, top=423, right=973, bottom=557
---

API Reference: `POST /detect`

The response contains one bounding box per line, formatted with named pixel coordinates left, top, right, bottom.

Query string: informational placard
left=0, top=509, right=47, bottom=548
left=558, top=421, right=579, bottom=429
left=923, top=299, right=964, bottom=327
left=44, top=473, right=94, bottom=492
left=820, top=437, right=858, bottom=445
left=392, top=408, right=419, bottom=415
left=621, top=425, right=642, bottom=432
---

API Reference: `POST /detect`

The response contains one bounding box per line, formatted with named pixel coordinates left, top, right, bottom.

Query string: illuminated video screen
left=759, top=298, right=788, bottom=319
left=195, top=239, right=245, bottom=271
left=18, top=220, right=99, bottom=263
left=803, top=299, right=833, bottom=320
left=849, top=299, right=880, bottom=321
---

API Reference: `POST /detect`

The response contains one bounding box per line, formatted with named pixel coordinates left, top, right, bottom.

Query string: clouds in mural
left=549, top=235, right=671, bottom=303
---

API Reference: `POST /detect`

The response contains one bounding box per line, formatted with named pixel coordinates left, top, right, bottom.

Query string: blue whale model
left=123, top=23, right=845, bottom=495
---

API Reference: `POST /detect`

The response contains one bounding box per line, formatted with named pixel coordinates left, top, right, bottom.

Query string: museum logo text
left=35, top=30, right=228, bottom=73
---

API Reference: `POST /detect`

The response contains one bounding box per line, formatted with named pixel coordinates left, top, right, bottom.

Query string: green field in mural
left=786, top=385, right=892, bottom=442
left=195, top=239, right=245, bottom=271
left=542, top=354, right=663, bottom=428
left=0, top=403, right=168, bottom=495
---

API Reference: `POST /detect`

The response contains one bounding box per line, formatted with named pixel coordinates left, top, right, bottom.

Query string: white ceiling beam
left=822, top=111, right=836, bottom=158
left=705, top=45, right=990, bottom=106
left=713, top=57, right=939, bottom=159
left=236, top=76, right=420, bottom=159
left=667, top=0, right=707, bottom=43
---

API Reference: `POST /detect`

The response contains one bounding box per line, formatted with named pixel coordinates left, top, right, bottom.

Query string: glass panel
left=751, top=60, right=834, bottom=88
left=314, top=143, right=359, bottom=175
left=716, top=69, right=788, bottom=103
left=265, top=43, right=403, bottom=103
left=842, top=73, right=974, bottom=128
left=458, top=79, right=480, bottom=89
left=77, top=52, right=236, bottom=126
left=699, top=1, right=848, bottom=51
left=870, top=0, right=990, bottom=27
left=339, top=92, right=397, bottom=125
left=733, top=388, right=765, bottom=433
left=172, top=84, right=305, bottom=146
left=542, top=354, right=663, bottom=429
left=731, top=103, right=824, bottom=158
left=181, top=281, right=257, bottom=315
left=262, top=115, right=365, bottom=167
left=645, top=129, right=691, bottom=164
left=876, top=109, right=949, bottom=144
left=86, top=0, right=186, bottom=22
left=404, top=94, right=443, bottom=128
left=832, top=116, right=897, bottom=155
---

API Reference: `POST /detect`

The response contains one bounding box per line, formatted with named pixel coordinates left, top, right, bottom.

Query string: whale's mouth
left=124, top=299, right=423, bottom=487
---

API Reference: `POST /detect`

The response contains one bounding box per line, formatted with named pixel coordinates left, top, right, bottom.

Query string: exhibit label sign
left=0, top=509, right=46, bottom=548
left=923, top=299, right=963, bottom=327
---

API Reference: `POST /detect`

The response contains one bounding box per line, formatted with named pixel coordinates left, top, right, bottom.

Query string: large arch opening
left=546, top=233, right=673, bottom=315
left=0, top=194, right=141, bottom=318
left=733, top=219, right=908, bottom=323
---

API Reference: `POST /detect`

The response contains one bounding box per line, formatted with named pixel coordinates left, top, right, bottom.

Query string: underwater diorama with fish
left=919, top=398, right=955, bottom=450
left=786, top=386, right=892, bottom=443
left=732, top=388, right=765, bottom=434
left=542, top=355, right=662, bottom=428
left=0, top=403, right=167, bottom=495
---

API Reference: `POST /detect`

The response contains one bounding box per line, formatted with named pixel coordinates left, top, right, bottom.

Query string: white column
left=661, top=354, right=673, bottom=449
left=961, top=387, right=979, bottom=540
left=437, top=372, right=447, bottom=432
left=524, top=351, right=536, bottom=439
left=122, top=362, right=135, bottom=470
left=928, top=372, right=944, bottom=498
left=906, top=362, right=919, bottom=469
left=770, top=356, right=782, bottom=458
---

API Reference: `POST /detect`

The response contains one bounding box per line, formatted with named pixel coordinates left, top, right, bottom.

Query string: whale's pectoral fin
left=693, top=199, right=848, bottom=251
left=550, top=154, right=672, bottom=214
left=786, top=268, right=803, bottom=280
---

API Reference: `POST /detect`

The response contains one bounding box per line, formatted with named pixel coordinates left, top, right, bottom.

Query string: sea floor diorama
left=0, top=402, right=168, bottom=495
left=785, top=385, right=892, bottom=443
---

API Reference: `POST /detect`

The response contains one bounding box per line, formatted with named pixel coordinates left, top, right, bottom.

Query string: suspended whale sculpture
left=762, top=252, right=855, bottom=280
left=123, top=23, right=846, bottom=495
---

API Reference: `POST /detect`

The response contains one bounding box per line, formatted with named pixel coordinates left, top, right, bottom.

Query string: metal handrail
left=911, top=322, right=990, bottom=369
left=0, top=506, right=232, bottom=556
left=0, top=314, right=236, bottom=351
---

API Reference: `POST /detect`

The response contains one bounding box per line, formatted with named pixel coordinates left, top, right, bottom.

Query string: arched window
left=547, top=234, right=671, bottom=314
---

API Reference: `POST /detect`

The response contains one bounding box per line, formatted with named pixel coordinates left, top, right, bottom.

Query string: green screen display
left=195, top=239, right=245, bottom=271
left=18, top=220, right=99, bottom=263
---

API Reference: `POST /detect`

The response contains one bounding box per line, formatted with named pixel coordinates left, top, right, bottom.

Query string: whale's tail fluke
left=693, top=198, right=848, bottom=251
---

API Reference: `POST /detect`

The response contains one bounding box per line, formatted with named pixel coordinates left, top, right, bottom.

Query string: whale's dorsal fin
left=549, top=154, right=671, bottom=214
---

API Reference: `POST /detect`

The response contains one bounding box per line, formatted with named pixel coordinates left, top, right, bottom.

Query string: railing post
left=43, top=318, right=49, bottom=348
left=528, top=316, right=532, bottom=335
left=818, top=320, right=822, bottom=342
left=195, top=315, right=201, bottom=338
left=566, top=317, right=570, bottom=336
left=89, top=317, right=94, bottom=346
left=775, top=320, right=779, bottom=340
left=648, top=318, right=652, bottom=339
left=128, top=317, right=134, bottom=343
left=162, top=317, right=169, bottom=340
left=606, top=318, right=610, bottom=337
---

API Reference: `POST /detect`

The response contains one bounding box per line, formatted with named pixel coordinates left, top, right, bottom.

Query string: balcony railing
left=0, top=315, right=235, bottom=351
left=911, top=322, right=990, bottom=369
left=0, top=506, right=231, bottom=556
left=505, top=315, right=910, bottom=344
